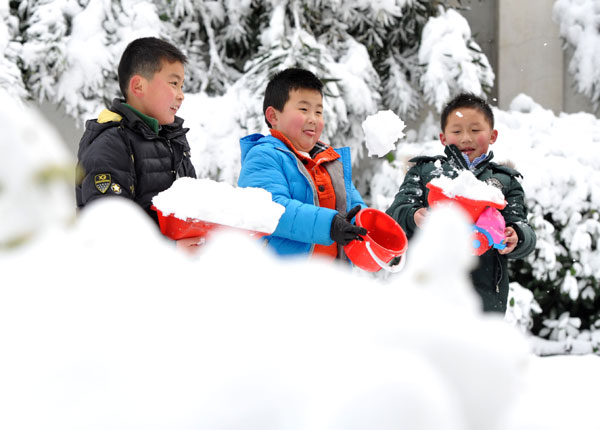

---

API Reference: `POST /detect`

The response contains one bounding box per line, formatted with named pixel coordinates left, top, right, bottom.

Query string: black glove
left=330, top=205, right=367, bottom=246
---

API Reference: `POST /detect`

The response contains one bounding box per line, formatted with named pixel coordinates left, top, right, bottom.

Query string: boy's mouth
left=170, top=105, right=179, bottom=113
left=303, top=129, right=315, bottom=137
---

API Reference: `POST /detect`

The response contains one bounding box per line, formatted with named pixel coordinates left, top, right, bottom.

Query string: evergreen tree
left=554, top=0, right=600, bottom=112
left=0, top=1, right=26, bottom=100
left=11, top=0, right=73, bottom=104
left=11, top=0, right=172, bottom=121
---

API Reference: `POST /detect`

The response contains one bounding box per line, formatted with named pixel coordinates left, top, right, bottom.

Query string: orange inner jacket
left=271, top=130, right=340, bottom=259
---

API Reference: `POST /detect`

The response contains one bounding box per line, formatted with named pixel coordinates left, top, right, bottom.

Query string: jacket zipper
left=495, top=252, right=503, bottom=293
left=165, top=138, right=176, bottom=176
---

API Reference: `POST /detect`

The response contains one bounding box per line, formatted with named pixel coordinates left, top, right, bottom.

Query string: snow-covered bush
left=505, top=282, right=542, bottom=335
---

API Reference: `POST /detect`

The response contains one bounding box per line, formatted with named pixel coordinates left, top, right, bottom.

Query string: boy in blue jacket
left=238, top=68, right=366, bottom=260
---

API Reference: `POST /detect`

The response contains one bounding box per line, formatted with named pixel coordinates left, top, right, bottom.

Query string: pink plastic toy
left=472, top=206, right=507, bottom=256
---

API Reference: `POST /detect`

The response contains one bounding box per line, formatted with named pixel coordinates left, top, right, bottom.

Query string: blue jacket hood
left=240, top=133, right=288, bottom=163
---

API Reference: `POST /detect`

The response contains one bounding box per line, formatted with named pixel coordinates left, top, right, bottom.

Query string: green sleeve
left=385, top=164, right=426, bottom=239
left=501, top=175, right=536, bottom=259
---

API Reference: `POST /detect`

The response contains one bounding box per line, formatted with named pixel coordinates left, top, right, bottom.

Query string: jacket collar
left=108, top=99, right=187, bottom=139
left=122, top=102, right=159, bottom=134
left=270, top=129, right=339, bottom=167
left=444, top=144, right=494, bottom=174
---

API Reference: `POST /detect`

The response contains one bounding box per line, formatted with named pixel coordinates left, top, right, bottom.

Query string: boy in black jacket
left=76, top=37, right=197, bottom=246
left=386, top=93, right=536, bottom=312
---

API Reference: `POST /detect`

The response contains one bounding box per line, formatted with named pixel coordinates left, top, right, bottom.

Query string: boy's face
left=267, top=88, right=324, bottom=153
left=440, top=107, right=498, bottom=161
left=130, top=59, right=185, bottom=125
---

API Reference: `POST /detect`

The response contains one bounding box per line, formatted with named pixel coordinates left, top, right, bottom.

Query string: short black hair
left=263, top=68, right=323, bottom=128
left=440, top=93, right=494, bottom=131
left=118, top=37, right=187, bottom=99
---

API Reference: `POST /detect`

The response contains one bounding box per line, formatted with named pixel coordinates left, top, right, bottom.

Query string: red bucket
left=151, top=206, right=268, bottom=241
left=344, top=208, right=408, bottom=273
left=426, top=183, right=506, bottom=222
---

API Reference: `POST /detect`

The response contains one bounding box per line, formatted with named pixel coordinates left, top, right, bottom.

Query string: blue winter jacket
left=238, top=133, right=365, bottom=257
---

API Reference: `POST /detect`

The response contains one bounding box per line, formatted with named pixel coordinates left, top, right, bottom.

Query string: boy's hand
left=414, top=207, right=428, bottom=228
left=330, top=206, right=367, bottom=246
left=498, top=227, right=518, bottom=254
left=176, top=236, right=204, bottom=255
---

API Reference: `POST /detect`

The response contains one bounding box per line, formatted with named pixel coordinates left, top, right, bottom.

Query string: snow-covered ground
left=2, top=94, right=600, bottom=429
left=507, top=355, right=600, bottom=430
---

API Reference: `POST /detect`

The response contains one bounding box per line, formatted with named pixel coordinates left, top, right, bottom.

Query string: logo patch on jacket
left=94, top=174, right=111, bottom=194
left=111, top=183, right=122, bottom=194
left=485, top=177, right=503, bottom=190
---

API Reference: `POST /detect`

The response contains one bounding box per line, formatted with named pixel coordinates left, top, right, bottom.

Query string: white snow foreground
left=0, top=199, right=530, bottom=430
left=0, top=90, right=74, bottom=247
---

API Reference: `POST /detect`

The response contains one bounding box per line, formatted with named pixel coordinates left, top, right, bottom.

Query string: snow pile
left=361, top=109, right=406, bottom=157
left=152, top=177, right=285, bottom=234
left=0, top=197, right=530, bottom=430
left=430, top=170, right=506, bottom=204
left=0, top=91, right=73, bottom=248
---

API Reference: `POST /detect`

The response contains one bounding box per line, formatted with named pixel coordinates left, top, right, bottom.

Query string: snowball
left=509, top=93, right=542, bottom=113
left=361, top=110, right=406, bottom=157
left=151, top=177, right=285, bottom=234
left=430, top=170, right=505, bottom=204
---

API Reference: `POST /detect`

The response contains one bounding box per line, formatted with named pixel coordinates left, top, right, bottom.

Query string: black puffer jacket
left=76, top=99, right=196, bottom=225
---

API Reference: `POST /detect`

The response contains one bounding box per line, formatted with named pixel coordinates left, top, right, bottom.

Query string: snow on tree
left=418, top=7, right=494, bottom=112
left=553, top=0, right=600, bottom=111
left=0, top=1, right=26, bottom=100
left=6, top=0, right=492, bottom=170
left=12, top=0, right=171, bottom=123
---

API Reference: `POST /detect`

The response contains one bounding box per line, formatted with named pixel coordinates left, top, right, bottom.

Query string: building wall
left=497, top=0, right=564, bottom=113
left=464, top=0, right=596, bottom=115
left=33, top=101, right=82, bottom=154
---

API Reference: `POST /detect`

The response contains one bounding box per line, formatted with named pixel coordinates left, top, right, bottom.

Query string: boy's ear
left=265, top=106, right=278, bottom=128
left=490, top=129, right=498, bottom=145
left=439, top=132, right=447, bottom=146
left=128, top=75, right=145, bottom=99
